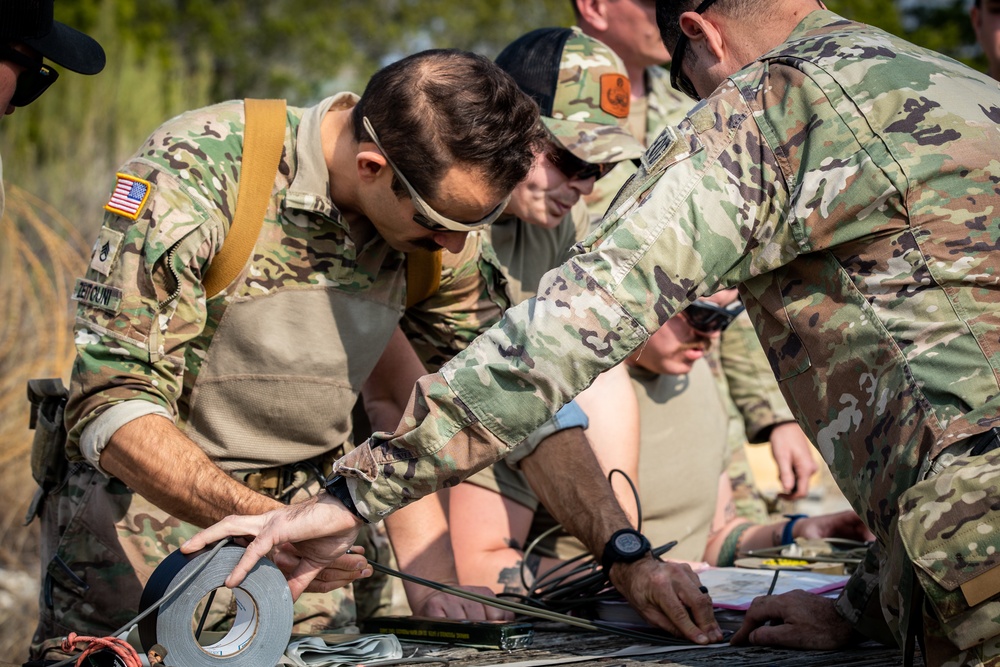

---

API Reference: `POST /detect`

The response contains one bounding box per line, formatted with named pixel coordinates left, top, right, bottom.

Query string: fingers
left=614, top=559, right=722, bottom=645
left=412, top=587, right=513, bottom=621
left=730, top=595, right=785, bottom=645
left=182, top=513, right=264, bottom=554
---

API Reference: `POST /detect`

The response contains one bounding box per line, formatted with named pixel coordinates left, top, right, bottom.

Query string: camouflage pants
left=899, top=439, right=1000, bottom=667
left=30, top=464, right=388, bottom=661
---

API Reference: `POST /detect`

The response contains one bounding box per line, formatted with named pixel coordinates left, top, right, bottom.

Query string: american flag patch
left=104, top=173, right=152, bottom=220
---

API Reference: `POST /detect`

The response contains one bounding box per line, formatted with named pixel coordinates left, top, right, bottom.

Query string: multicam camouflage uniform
left=586, top=62, right=786, bottom=524
left=32, top=93, right=489, bottom=655
left=337, top=11, right=1000, bottom=664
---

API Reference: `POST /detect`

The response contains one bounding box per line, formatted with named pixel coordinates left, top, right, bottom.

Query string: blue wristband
left=781, top=514, right=808, bottom=545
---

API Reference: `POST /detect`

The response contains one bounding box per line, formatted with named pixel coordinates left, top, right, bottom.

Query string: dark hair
left=657, top=0, right=760, bottom=50
left=569, top=0, right=582, bottom=18
left=352, top=49, right=545, bottom=201
left=657, top=0, right=700, bottom=51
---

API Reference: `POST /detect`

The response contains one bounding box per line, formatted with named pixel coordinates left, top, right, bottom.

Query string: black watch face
left=614, top=532, right=645, bottom=556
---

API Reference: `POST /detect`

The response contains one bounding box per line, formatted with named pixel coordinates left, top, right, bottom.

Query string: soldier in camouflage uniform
left=574, top=0, right=818, bottom=516
left=188, top=1, right=1000, bottom=661
left=30, top=49, right=544, bottom=659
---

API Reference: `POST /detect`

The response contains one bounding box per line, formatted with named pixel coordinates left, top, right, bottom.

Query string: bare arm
left=101, top=414, right=281, bottom=526
left=704, top=473, right=873, bottom=565
left=363, top=326, right=507, bottom=619
left=573, top=365, right=640, bottom=526
left=519, top=427, right=722, bottom=644
left=449, top=481, right=564, bottom=597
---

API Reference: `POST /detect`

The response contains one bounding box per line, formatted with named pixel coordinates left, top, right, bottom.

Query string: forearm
left=101, top=414, right=281, bottom=527
left=384, top=492, right=462, bottom=602
left=573, top=365, right=640, bottom=526
left=520, top=427, right=632, bottom=558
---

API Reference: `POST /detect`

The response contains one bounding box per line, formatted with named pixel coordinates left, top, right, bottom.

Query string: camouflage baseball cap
left=496, top=27, right=645, bottom=165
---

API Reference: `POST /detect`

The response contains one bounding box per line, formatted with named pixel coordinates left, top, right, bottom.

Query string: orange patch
left=600, top=74, right=631, bottom=118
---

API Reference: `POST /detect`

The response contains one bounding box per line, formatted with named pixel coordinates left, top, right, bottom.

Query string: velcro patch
left=600, top=73, right=631, bottom=118
left=104, top=173, right=152, bottom=220
left=72, top=278, right=123, bottom=314
left=89, top=227, right=125, bottom=277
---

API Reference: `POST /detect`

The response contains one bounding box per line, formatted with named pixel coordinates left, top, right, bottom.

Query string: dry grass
left=0, top=185, right=89, bottom=662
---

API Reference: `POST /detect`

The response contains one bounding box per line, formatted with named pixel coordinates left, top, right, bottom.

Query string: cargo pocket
left=898, top=446, right=1000, bottom=650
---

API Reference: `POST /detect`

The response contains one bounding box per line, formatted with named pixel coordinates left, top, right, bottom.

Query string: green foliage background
left=0, top=0, right=988, bottom=661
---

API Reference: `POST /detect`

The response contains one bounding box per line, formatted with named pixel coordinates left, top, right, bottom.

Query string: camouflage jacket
left=335, top=11, right=1000, bottom=640
left=66, top=94, right=488, bottom=474
left=583, top=65, right=690, bottom=220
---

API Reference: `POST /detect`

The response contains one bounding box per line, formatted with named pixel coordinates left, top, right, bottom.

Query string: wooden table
left=394, top=628, right=921, bottom=667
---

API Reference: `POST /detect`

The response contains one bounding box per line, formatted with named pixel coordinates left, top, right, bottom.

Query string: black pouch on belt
left=25, top=378, right=69, bottom=522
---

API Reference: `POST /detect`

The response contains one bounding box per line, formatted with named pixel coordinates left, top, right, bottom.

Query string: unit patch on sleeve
left=73, top=278, right=123, bottom=314
left=89, top=227, right=125, bottom=277
left=104, top=173, right=153, bottom=220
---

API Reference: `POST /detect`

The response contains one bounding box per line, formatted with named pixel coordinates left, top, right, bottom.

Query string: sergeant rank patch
left=72, top=278, right=123, bottom=314
left=105, top=173, right=152, bottom=220
left=90, top=227, right=125, bottom=277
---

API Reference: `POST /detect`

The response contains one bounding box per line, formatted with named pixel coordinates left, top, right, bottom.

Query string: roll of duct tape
left=138, top=545, right=293, bottom=667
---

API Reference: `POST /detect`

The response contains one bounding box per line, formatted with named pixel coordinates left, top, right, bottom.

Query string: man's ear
left=357, top=150, right=387, bottom=184
left=678, top=11, right=726, bottom=62
left=576, top=0, right=609, bottom=31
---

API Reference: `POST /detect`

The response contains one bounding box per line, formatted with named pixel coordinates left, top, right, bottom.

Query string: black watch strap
left=601, top=528, right=652, bottom=572
left=324, top=475, right=370, bottom=523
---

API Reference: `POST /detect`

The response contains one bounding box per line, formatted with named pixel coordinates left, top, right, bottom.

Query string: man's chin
left=402, top=238, right=444, bottom=253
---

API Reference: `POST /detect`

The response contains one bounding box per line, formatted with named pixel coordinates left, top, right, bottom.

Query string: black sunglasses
left=681, top=298, right=745, bottom=334
left=1, top=46, right=59, bottom=107
left=669, top=0, right=719, bottom=102
left=546, top=143, right=615, bottom=182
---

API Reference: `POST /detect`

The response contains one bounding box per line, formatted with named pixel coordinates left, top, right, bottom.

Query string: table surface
left=391, top=627, right=921, bottom=667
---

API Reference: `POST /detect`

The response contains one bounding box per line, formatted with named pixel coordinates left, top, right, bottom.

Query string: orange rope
left=60, top=632, right=144, bottom=667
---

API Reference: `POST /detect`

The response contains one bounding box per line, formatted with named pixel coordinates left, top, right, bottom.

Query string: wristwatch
left=601, top=528, right=652, bottom=573
left=323, top=475, right=370, bottom=524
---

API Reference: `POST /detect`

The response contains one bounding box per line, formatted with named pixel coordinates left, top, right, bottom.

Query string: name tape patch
left=105, top=173, right=152, bottom=220
left=73, top=278, right=123, bottom=314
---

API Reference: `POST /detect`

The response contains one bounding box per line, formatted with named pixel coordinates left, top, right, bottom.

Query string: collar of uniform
left=285, top=91, right=360, bottom=218
left=776, top=9, right=844, bottom=47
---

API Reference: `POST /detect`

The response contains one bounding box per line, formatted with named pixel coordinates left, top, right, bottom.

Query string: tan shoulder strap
left=405, top=249, right=443, bottom=308
left=203, top=98, right=287, bottom=299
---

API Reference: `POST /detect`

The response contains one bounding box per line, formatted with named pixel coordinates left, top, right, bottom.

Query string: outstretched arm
left=519, top=427, right=722, bottom=644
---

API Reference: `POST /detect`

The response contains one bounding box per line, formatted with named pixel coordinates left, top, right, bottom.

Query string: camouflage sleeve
left=400, top=231, right=511, bottom=372
left=720, top=310, right=795, bottom=443
left=334, top=64, right=799, bottom=520
left=65, top=160, right=224, bottom=462
left=834, top=542, right=897, bottom=645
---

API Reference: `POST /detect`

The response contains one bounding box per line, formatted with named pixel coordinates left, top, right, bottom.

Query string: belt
left=241, top=447, right=344, bottom=504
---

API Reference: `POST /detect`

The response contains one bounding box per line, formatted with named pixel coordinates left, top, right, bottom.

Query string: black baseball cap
left=1, top=0, right=106, bottom=75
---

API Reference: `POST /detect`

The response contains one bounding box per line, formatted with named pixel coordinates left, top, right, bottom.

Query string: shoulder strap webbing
left=405, top=249, right=443, bottom=308
left=203, top=98, right=287, bottom=299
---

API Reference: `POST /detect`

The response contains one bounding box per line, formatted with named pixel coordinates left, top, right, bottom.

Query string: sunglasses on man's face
left=669, top=0, right=720, bottom=102
left=681, top=298, right=745, bottom=334
left=362, top=116, right=510, bottom=233
left=546, top=143, right=615, bottom=182
left=1, top=46, right=58, bottom=107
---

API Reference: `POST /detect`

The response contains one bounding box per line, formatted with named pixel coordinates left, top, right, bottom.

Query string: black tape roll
left=138, top=544, right=293, bottom=667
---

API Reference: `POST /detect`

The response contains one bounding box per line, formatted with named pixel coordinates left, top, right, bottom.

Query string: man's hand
left=797, top=510, right=875, bottom=543
left=182, top=494, right=365, bottom=599
left=407, top=585, right=514, bottom=621
left=730, top=590, right=857, bottom=649
left=609, top=556, right=723, bottom=644
left=769, top=422, right=818, bottom=500
left=270, top=543, right=372, bottom=594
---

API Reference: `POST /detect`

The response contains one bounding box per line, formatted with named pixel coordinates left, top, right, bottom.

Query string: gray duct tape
left=138, top=545, right=293, bottom=667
